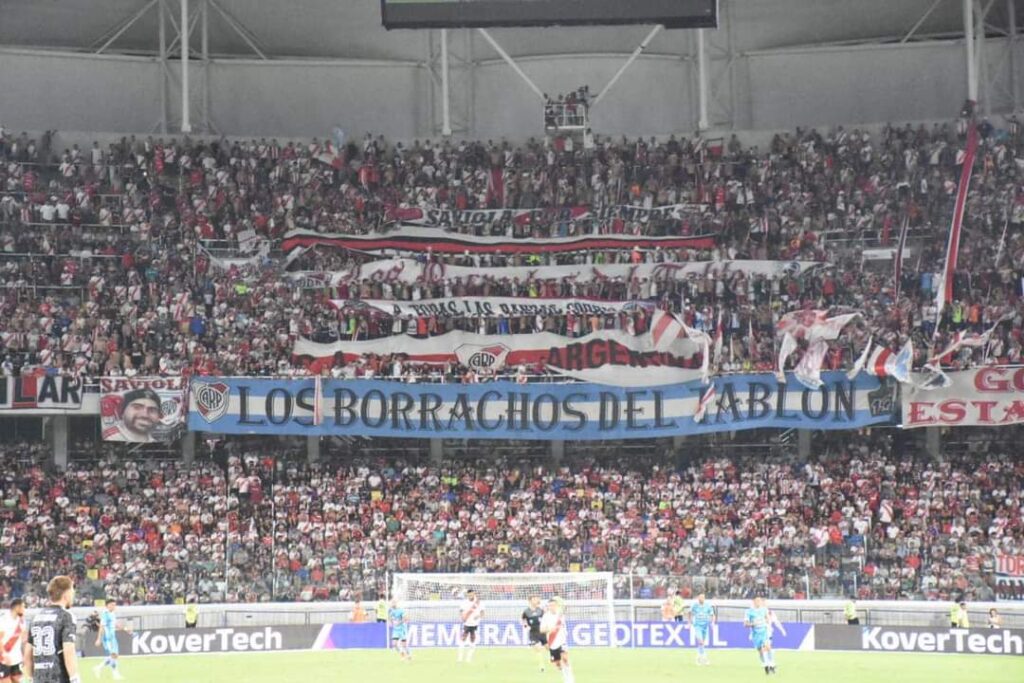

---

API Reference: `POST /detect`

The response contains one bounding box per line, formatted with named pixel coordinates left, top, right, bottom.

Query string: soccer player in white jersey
left=540, top=598, right=575, bottom=683
left=0, top=599, right=27, bottom=683
left=456, top=590, right=484, bottom=663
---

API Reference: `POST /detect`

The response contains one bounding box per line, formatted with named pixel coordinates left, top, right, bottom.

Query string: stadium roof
left=0, top=0, right=1007, bottom=62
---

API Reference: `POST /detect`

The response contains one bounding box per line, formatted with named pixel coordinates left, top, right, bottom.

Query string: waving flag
left=927, top=317, right=1005, bottom=364
left=651, top=309, right=685, bottom=352
left=776, top=332, right=799, bottom=383
left=794, top=338, right=829, bottom=390
left=693, top=383, right=716, bottom=423
left=848, top=340, right=913, bottom=383
left=315, top=142, right=344, bottom=170
left=777, top=309, right=860, bottom=342
left=893, top=211, right=910, bottom=301
left=934, top=119, right=980, bottom=323
left=651, top=309, right=714, bottom=382
left=711, top=311, right=725, bottom=371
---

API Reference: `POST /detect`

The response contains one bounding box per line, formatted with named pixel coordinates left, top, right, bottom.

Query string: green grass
left=83, top=648, right=1024, bottom=683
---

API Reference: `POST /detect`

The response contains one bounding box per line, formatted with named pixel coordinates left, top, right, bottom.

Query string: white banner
left=0, top=375, right=90, bottom=413
left=331, top=297, right=653, bottom=319
left=289, top=258, right=820, bottom=288
left=294, top=329, right=701, bottom=376
left=387, top=203, right=708, bottom=228
left=901, top=367, right=1024, bottom=428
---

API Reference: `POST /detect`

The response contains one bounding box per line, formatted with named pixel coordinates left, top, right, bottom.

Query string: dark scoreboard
left=381, top=0, right=718, bottom=29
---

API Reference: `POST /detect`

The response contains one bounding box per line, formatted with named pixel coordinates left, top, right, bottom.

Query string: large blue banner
left=315, top=621, right=814, bottom=650
left=188, top=373, right=896, bottom=440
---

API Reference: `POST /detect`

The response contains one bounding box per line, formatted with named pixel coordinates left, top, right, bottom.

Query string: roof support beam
left=440, top=28, right=452, bottom=136
left=168, top=3, right=201, bottom=56
left=593, top=24, right=663, bottom=107
left=965, top=0, right=977, bottom=102
left=901, top=0, right=945, bottom=43
left=209, top=0, right=268, bottom=60
left=158, top=0, right=168, bottom=134
left=1009, top=0, right=1018, bottom=111
left=95, top=0, right=159, bottom=54
left=477, top=28, right=545, bottom=100
left=696, top=27, right=709, bottom=131
left=181, top=0, right=191, bottom=133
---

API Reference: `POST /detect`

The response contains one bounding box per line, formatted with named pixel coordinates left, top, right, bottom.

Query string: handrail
left=0, top=252, right=122, bottom=259
left=0, top=220, right=129, bottom=231
left=13, top=365, right=1024, bottom=388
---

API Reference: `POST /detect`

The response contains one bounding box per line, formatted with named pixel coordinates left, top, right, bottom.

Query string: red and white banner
left=288, top=258, right=821, bottom=288
left=386, top=203, right=708, bottom=229
left=995, top=554, right=1024, bottom=601
left=281, top=228, right=716, bottom=255
left=935, top=122, right=980, bottom=319
left=100, top=377, right=188, bottom=443
left=996, top=554, right=1024, bottom=577
left=294, top=329, right=702, bottom=380
left=331, top=297, right=653, bottom=319
left=901, top=367, right=1024, bottom=428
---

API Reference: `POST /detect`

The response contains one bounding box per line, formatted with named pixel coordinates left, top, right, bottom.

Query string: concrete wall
left=740, top=40, right=968, bottom=131
left=0, top=48, right=426, bottom=140
left=204, top=60, right=426, bottom=139
left=0, top=50, right=162, bottom=134
left=0, top=37, right=1017, bottom=141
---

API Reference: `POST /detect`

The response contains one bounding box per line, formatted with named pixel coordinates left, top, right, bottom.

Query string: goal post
left=391, top=572, right=616, bottom=640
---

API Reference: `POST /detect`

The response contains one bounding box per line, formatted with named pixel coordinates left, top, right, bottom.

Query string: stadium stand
left=1, top=117, right=1022, bottom=380
left=1, top=114, right=1023, bottom=609
left=1, top=430, right=1021, bottom=606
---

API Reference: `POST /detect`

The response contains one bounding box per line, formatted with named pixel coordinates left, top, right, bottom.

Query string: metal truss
left=86, top=0, right=272, bottom=135
left=427, top=29, right=475, bottom=137
left=974, top=0, right=1020, bottom=114
left=699, top=0, right=737, bottom=131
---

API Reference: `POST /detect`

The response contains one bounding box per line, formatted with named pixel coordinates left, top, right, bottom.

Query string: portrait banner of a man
left=100, top=377, right=187, bottom=443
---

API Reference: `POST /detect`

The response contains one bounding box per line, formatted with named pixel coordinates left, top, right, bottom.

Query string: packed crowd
left=1, top=431, right=1020, bottom=606
left=1, top=114, right=1023, bottom=379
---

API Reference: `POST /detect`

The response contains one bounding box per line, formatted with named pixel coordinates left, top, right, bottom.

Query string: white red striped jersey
left=459, top=599, right=483, bottom=627
left=540, top=612, right=567, bottom=650
left=0, top=612, right=25, bottom=665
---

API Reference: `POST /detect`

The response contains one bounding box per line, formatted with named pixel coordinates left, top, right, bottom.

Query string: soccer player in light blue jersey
left=389, top=598, right=412, bottom=661
left=744, top=595, right=779, bottom=675
left=687, top=592, right=716, bottom=665
left=93, top=599, right=127, bottom=680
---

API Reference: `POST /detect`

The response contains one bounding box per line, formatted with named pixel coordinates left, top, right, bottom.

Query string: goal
left=391, top=572, right=616, bottom=634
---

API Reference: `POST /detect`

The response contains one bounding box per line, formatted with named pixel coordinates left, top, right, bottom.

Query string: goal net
left=391, top=572, right=616, bottom=637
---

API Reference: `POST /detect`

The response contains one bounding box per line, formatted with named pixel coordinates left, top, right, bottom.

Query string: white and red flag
left=794, top=338, right=830, bottom=390
left=934, top=120, right=980, bottom=323
left=847, top=339, right=913, bottom=383
left=693, top=383, right=716, bottom=423
left=776, top=309, right=859, bottom=342
left=927, top=317, right=1005, bottom=364
left=651, top=309, right=685, bottom=352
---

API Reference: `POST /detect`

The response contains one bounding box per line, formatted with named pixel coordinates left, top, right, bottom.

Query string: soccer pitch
left=82, top=648, right=1024, bottom=683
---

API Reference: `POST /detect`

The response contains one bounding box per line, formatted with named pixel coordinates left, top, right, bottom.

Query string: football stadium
left=0, top=1, right=1023, bottom=682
